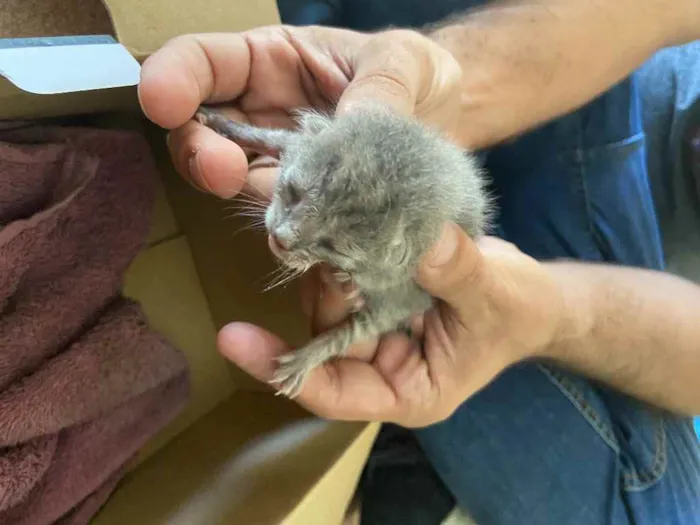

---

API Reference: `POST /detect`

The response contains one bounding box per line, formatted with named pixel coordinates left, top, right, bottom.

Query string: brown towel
left=0, top=125, right=190, bottom=524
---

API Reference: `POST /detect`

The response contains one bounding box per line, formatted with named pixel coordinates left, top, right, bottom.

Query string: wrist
left=536, top=261, right=596, bottom=362
left=423, top=19, right=512, bottom=149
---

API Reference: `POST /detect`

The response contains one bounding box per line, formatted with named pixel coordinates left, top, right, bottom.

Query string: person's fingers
left=373, top=332, right=419, bottom=377
left=371, top=333, right=443, bottom=426
left=164, top=102, right=281, bottom=199
left=409, top=313, right=425, bottom=339
left=311, top=266, right=354, bottom=335
left=415, top=223, right=487, bottom=307
left=217, top=322, right=399, bottom=420
left=335, top=30, right=423, bottom=117
left=217, top=322, right=290, bottom=382
left=297, top=332, right=428, bottom=421
left=166, top=120, right=250, bottom=198
left=300, top=358, right=399, bottom=421
left=298, top=268, right=321, bottom=319
left=244, top=163, right=280, bottom=202
left=310, top=273, right=380, bottom=360
left=139, top=33, right=253, bottom=129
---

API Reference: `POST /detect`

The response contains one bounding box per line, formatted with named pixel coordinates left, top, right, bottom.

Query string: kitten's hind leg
left=271, top=307, right=405, bottom=398
left=332, top=270, right=364, bottom=311
left=271, top=285, right=434, bottom=398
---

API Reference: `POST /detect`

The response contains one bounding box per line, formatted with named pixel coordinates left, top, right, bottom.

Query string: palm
left=290, top=268, right=440, bottom=425
left=141, top=29, right=344, bottom=126
left=235, top=28, right=351, bottom=130
left=139, top=28, right=361, bottom=198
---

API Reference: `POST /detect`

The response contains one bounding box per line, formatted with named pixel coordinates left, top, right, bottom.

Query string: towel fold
left=0, top=124, right=190, bottom=524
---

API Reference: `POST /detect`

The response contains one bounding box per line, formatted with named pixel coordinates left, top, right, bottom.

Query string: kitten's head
left=262, top=108, right=427, bottom=286
left=197, top=103, right=489, bottom=289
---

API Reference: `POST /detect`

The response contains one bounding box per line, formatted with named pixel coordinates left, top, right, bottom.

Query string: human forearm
left=542, top=261, right=700, bottom=416
left=425, top=0, right=700, bottom=149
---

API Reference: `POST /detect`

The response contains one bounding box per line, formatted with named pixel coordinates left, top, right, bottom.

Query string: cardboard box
left=0, top=1, right=380, bottom=523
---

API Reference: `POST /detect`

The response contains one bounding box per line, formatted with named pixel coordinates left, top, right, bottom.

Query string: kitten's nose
left=269, top=232, right=289, bottom=253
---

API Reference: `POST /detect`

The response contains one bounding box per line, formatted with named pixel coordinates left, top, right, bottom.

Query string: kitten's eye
left=317, top=238, right=335, bottom=251
left=286, top=183, right=300, bottom=205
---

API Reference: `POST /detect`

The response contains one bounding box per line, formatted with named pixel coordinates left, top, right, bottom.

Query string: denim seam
left=576, top=152, right=603, bottom=257
left=537, top=364, right=621, bottom=453
left=621, top=415, right=668, bottom=492
left=576, top=136, right=649, bottom=263
left=570, top=112, right=610, bottom=262
left=566, top=120, right=667, bottom=490
left=540, top=364, right=668, bottom=491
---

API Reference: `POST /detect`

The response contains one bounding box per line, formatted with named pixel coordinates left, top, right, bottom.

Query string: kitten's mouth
left=267, top=234, right=314, bottom=272
left=268, top=233, right=289, bottom=259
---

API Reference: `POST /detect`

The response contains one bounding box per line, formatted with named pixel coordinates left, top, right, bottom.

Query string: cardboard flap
left=0, top=0, right=115, bottom=39
left=91, top=393, right=378, bottom=525
left=0, top=0, right=280, bottom=119
left=103, top=0, right=281, bottom=59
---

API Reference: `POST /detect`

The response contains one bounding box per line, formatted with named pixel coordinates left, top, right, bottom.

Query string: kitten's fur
left=195, top=104, right=493, bottom=398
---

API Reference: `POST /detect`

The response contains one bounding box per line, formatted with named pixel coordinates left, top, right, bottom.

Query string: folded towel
left=0, top=125, right=190, bottom=524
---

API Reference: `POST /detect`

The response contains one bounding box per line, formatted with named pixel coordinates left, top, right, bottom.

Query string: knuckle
left=352, top=73, right=413, bottom=106
left=162, top=33, right=193, bottom=50
left=377, top=28, right=426, bottom=46
left=364, top=29, right=422, bottom=65
left=366, top=30, right=425, bottom=69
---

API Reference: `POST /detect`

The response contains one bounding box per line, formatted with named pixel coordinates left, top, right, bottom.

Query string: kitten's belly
left=362, top=280, right=434, bottom=318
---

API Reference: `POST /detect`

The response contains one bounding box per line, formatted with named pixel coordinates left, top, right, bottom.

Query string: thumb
left=415, top=223, right=486, bottom=306
left=217, top=322, right=289, bottom=384
left=336, top=33, right=422, bottom=117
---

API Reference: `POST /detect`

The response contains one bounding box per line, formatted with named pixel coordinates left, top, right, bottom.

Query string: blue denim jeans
left=277, top=2, right=700, bottom=523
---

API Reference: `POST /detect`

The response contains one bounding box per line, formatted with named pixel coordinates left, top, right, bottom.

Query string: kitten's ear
left=292, top=108, right=333, bottom=135
left=195, top=106, right=298, bottom=159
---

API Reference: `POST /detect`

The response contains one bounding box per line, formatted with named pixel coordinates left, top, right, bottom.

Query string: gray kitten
left=195, top=104, right=493, bottom=398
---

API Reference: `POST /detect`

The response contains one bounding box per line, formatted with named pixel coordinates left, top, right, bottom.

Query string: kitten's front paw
left=269, top=346, right=325, bottom=398
left=346, top=288, right=365, bottom=312
left=331, top=270, right=364, bottom=311
left=333, top=270, right=352, bottom=283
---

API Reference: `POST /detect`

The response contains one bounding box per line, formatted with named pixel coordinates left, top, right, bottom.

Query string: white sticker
left=0, top=41, right=141, bottom=95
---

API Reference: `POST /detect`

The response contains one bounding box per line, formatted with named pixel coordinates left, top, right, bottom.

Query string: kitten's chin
left=268, top=236, right=284, bottom=260
left=266, top=235, right=318, bottom=271
left=275, top=250, right=315, bottom=272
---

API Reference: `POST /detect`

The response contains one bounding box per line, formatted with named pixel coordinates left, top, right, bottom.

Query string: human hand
left=218, top=224, right=565, bottom=427
left=137, top=25, right=463, bottom=201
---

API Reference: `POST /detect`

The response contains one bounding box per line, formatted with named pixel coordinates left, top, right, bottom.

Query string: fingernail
left=187, top=150, right=213, bottom=194
left=426, top=223, right=459, bottom=267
